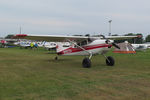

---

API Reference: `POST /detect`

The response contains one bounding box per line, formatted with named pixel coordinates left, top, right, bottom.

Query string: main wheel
left=106, top=56, right=115, bottom=66
left=82, top=57, right=91, bottom=68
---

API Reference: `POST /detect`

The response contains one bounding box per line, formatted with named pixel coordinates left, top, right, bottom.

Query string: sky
left=0, top=0, right=150, bottom=37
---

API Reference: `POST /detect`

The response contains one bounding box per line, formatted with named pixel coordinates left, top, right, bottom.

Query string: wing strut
left=67, top=39, right=92, bottom=59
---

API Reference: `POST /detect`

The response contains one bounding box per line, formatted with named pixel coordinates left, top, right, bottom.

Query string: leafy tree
left=134, top=33, right=143, bottom=44
left=5, top=34, right=14, bottom=39
left=145, top=35, right=150, bottom=42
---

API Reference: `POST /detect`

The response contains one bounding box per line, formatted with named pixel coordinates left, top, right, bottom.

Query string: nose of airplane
left=109, top=40, right=114, bottom=43
left=105, top=39, right=114, bottom=44
left=105, top=39, right=120, bottom=49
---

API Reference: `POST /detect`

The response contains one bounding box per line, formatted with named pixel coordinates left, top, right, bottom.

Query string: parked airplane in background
left=0, top=39, right=18, bottom=48
left=43, top=42, right=57, bottom=50
left=19, top=42, right=31, bottom=48
left=14, top=40, right=63, bottom=50
left=13, top=34, right=138, bottom=68
left=131, top=43, right=150, bottom=51
left=144, top=42, right=150, bottom=48
left=44, top=42, right=71, bottom=51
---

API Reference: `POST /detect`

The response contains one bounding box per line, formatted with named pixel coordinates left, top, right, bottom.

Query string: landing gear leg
left=82, top=52, right=92, bottom=68
left=66, top=39, right=93, bottom=68
left=106, top=56, right=115, bottom=66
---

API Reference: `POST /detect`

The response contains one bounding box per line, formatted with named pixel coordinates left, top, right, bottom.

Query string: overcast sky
left=0, top=0, right=150, bottom=37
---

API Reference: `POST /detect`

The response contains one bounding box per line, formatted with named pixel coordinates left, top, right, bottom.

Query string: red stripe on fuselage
left=57, top=44, right=112, bottom=55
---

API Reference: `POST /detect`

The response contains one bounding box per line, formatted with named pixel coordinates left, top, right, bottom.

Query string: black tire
left=106, top=56, right=115, bottom=66
left=82, top=57, right=91, bottom=68
left=55, top=56, right=58, bottom=60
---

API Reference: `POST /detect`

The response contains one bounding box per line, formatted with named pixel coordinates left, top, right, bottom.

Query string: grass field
left=0, top=47, right=150, bottom=100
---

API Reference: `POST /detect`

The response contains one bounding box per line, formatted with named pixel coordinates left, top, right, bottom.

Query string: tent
left=113, top=41, right=136, bottom=54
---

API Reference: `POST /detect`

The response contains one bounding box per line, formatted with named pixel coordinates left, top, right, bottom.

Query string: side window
left=81, top=40, right=87, bottom=46
left=63, top=45, right=70, bottom=47
left=75, top=40, right=88, bottom=47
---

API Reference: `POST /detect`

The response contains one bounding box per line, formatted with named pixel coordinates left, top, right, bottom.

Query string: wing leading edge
left=105, top=35, right=139, bottom=40
left=13, top=34, right=140, bottom=42
left=13, top=34, right=91, bottom=42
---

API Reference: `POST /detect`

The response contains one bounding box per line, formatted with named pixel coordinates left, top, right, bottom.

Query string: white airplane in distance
left=44, top=42, right=71, bottom=51
left=19, top=42, right=31, bottom=48
left=14, top=40, right=44, bottom=48
left=131, top=44, right=150, bottom=51
left=13, top=34, right=139, bottom=68
left=43, top=42, right=57, bottom=50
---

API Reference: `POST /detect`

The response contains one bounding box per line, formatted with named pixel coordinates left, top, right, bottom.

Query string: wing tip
left=13, top=34, right=27, bottom=38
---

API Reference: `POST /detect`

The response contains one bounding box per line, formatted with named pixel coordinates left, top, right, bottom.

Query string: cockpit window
left=81, top=40, right=87, bottom=45
left=76, top=40, right=88, bottom=47
left=63, top=45, right=70, bottom=47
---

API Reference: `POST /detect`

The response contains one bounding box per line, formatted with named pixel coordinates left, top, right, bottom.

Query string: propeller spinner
left=105, top=39, right=120, bottom=49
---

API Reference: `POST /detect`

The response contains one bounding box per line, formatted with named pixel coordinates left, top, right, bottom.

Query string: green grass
left=0, top=47, right=150, bottom=100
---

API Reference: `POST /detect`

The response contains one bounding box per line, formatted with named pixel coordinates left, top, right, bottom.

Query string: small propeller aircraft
left=131, top=43, right=150, bottom=51
left=13, top=34, right=138, bottom=68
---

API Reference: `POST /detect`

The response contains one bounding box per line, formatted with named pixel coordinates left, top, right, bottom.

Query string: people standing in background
left=1, top=40, right=6, bottom=48
left=34, top=42, right=38, bottom=50
left=30, top=42, right=34, bottom=49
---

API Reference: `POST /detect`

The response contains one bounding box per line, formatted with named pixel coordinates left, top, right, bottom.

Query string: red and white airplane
left=13, top=34, right=138, bottom=68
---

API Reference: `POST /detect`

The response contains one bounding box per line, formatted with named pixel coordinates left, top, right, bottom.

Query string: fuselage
left=57, top=39, right=113, bottom=56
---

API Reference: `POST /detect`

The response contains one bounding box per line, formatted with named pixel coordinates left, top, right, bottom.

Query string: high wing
left=13, top=34, right=139, bottom=42
left=13, top=34, right=92, bottom=42
left=105, top=35, right=139, bottom=40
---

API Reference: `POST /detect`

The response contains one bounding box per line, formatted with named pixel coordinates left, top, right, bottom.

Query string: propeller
left=105, top=39, right=120, bottom=49
left=112, top=42, right=120, bottom=49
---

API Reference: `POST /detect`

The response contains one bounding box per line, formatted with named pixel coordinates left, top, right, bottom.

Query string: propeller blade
left=112, top=43, right=120, bottom=49
left=105, top=39, right=120, bottom=49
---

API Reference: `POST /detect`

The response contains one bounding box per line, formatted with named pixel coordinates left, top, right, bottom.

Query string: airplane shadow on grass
left=47, top=58, right=75, bottom=62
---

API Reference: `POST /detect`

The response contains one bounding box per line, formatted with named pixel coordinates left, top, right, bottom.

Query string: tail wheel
left=55, top=56, right=58, bottom=60
left=82, top=57, right=91, bottom=68
left=106, top=56, right=115, bottom=66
